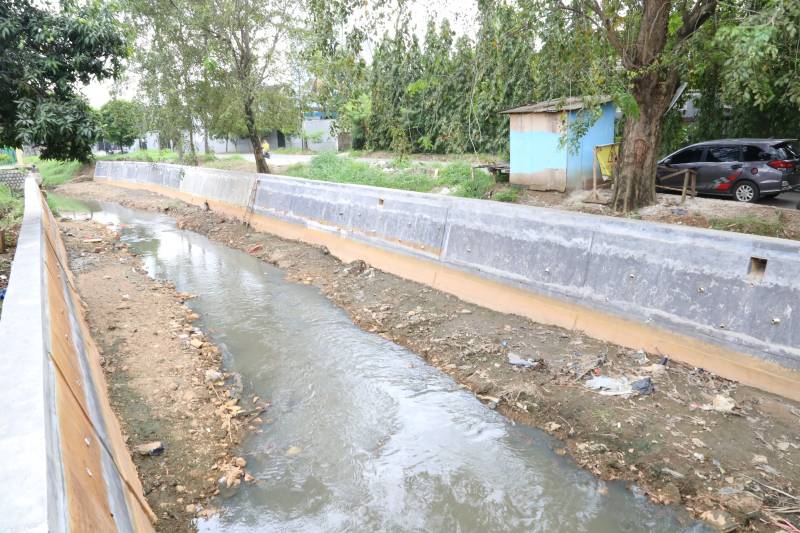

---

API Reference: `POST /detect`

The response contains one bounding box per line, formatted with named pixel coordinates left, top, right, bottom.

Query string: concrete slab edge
left=94, top=162, right=800, bottom=400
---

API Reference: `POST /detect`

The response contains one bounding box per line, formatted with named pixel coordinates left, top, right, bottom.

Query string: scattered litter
left=585, top=375, right=654, bottom=396
left=631, top=377, right=653, bottom=395
left=543, top=421, right=562, bottom=433
left=662, top=467, right=685, bottom=479
left=507, top=353, right=543, bottom=369
left=699, top=509, right=737, bottom=532
left=692, top=437, right=707, bottom=448
left=204, top=369, right=223, bottom=382
left=642, top=363, right=666, bottom=375
left=134, top=441, right=164, bottom=456
left=756, top=464, right=780, bottom=476
left=585, top=376, right=632, bottom=396
left=700, top=394, right=737, bottom=413
left=751, top=454, right=768, bottom=465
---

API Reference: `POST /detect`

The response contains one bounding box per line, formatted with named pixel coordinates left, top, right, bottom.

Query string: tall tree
left=0, top=0, right=127, bottom=161
left=129, top=0, right=208, bottom=164
left=201, top=0, right=300, bottom=173
left=531, top=0, right=718, bottom=211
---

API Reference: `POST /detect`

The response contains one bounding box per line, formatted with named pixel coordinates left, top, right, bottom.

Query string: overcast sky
left=80, top=0, right=479, bottom=108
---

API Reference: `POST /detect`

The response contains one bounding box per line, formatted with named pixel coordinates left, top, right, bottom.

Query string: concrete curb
left=94, top=161, right=800, bottom=399
left=0, top=177, right=155, bottom=532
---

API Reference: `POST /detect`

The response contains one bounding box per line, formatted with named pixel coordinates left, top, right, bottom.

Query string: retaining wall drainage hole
left=748, top=257, right=767, bottom=281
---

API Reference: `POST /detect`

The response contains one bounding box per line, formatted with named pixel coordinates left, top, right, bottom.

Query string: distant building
left=501, top=97, right=616, bottom=192
left=108, top=114, right=350, bottom=155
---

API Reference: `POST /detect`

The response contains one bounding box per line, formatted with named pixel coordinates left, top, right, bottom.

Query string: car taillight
left=768, top=160, right=795, bottom=170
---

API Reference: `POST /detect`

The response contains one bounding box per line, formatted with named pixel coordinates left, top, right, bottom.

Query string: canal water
left=59, top=198, right=705, bottom=533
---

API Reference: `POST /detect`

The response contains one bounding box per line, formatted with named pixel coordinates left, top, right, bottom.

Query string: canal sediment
left=61, top=217, right=264, bottom=531
left=57, top=181, right=800, bottom=531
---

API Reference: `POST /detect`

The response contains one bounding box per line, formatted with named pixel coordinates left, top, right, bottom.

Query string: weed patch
left=709, top=213, right=788, bottom=238
left=0, top=184, right=23, bottom=227
left=492, top=187, right=519, bottom=203
left=27, top=157, right=82, bottom=187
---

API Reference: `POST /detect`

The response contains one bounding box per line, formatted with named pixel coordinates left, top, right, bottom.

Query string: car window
left=772, top=141, right=800, bottom=160
left=705, top=146, right=741, bottom=162
left=670, top=147, right=704, bottom=164
left=743, top=146, right=771, bottom=162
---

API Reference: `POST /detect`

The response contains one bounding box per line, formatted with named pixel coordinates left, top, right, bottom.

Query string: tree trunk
left=203, top=126, right=210, bottom=155
left=244, top=93, right=270, bottom=174
left=612, top=70, right=679, bottom=212
left=187, top=126, right=197, bottom=165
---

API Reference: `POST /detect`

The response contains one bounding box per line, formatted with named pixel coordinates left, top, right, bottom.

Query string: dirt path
left=60, top=218, right=266, bottom=532
left=58, top=181, right=800, bottom=531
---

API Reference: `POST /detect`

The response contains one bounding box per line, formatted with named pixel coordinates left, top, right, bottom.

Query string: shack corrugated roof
left=500, top=96, right=612, bottom=114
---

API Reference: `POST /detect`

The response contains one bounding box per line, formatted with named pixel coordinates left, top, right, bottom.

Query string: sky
left=80, top=0, right=479, bottom=108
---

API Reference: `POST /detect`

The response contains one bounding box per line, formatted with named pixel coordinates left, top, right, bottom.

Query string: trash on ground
left=631, top=377, right=653, bottom=395
left=507, top=352, right=543, bottom=369
left=699, top=394, right=737, bottom=413
left=585, top=376, right=633, bottom=395
left=134, top=440, right=164, bottom=456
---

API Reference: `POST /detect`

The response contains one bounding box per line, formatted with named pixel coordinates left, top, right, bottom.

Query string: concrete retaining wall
left=94, top=161, right=800, bottom=398
left=0, top=177, right=155, bottom=532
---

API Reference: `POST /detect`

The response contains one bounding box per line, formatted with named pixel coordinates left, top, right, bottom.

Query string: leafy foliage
left=0, top=0, right=127, bottom=161
left=0, top=184, right=23, bottom=227
left=100, top=99, right=143, bottom=150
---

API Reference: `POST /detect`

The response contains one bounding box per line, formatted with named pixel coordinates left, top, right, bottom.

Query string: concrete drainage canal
left=58, top=197, right=706, bottom=532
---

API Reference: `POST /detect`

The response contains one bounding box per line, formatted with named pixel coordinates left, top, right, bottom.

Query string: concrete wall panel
left=94, top=162, right=800, bottom=393
left=0, top=176, right=155, bottom=531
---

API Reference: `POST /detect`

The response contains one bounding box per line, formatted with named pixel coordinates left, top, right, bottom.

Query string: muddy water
left=59, top=198, right=705, bottom=533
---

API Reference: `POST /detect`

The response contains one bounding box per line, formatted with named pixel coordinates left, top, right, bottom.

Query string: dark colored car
left=657, top=139, right=800, bottom=202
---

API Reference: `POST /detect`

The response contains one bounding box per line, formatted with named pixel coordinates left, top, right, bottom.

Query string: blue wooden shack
left=501, top=96, right=615, bottom=192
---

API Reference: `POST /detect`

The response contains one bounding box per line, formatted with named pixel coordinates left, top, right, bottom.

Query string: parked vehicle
left=657, top=139, right=800, bottom=202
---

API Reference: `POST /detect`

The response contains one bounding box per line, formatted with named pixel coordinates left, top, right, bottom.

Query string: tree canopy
left=100, top=99, right=143, bottom=150
left=0, top=0, right=128, bottom=161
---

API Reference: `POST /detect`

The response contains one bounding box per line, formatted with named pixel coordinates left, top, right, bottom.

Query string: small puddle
left=55, top=196, right=706, bottom=532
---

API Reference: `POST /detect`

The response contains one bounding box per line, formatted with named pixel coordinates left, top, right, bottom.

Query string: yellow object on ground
left=595, top=143, right=619, bottom=179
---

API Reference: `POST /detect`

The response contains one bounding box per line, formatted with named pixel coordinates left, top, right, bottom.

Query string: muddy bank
left=60, top=217, right=265, bottom=532
left=58, top=181, right=800, bottom=531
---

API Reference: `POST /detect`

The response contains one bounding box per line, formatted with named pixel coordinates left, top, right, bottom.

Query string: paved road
left=217, top=152, right=314, bottom=167
left=760, top=191, right=800, bottom=210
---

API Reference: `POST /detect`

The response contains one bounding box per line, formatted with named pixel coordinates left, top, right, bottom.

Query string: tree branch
left=676, top=0, right=717, bottom=42
left=583, top=0, right=635, bottom=69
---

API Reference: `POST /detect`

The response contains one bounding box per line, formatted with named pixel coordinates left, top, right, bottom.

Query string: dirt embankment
left=61, top=218, right=266, bottom=532
left=58, top=181, right=800, bottom=532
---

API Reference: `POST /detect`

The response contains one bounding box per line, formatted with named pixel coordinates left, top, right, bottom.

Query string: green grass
left=97, top=149, right=217, bottom=165
left=285, top=153, right=498, bottom=199
left=492, top=186, right=520, bottom=203
left=204, top=155, right=255, bottom=171
left=26, top=156, right=82, bottom=187
left=46, top=194, right=91, bottom=216
left=709, top=213, right=787, bottom=238
left=0, top=184, right=23, bottom=228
